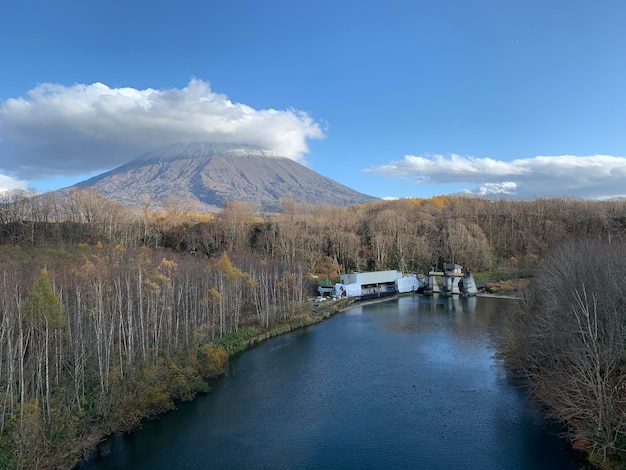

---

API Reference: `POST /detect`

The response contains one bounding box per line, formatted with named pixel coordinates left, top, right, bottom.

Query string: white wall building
left=335, top=270, right=421, bottom=298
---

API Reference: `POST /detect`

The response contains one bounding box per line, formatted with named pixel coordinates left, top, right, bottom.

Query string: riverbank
left=227, top=298, right=357, bottom=353
left=70, top=298, right=356, bottom=469
left=477, top=292, right=523, bottom=300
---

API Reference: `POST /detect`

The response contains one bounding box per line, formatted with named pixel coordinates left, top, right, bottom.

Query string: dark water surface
left=81, top=295, right=582, bottom=469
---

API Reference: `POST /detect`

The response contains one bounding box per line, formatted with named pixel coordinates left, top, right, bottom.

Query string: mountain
left=74, top=142, right=379, bottom=212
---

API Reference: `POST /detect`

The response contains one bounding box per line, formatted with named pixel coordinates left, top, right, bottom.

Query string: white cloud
left=0, top=174, right=28, bottom=193
left=0, top=79, right=325, bottom=179
left=365, top=154, right=626, bottom=199
left=474, top=181, right=518, bottom=196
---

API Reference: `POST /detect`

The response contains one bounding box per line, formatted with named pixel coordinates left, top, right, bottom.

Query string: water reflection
left=378, top=294, right=485, bottom=337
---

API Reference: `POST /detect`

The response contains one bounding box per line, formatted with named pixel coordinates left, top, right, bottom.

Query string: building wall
left=340, top=270, right=402, bottom=286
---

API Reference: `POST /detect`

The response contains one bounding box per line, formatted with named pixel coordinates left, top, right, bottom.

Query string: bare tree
left=508, top=240, right=626, bottom=463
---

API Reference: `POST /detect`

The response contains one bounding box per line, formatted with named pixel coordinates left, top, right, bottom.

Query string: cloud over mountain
left=365, top=154, right=626, bottom=199
left=0, top=79, right=325, bottom=181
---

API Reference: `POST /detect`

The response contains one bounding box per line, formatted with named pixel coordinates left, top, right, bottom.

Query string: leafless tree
left=508, top=240, right=626, bottom=462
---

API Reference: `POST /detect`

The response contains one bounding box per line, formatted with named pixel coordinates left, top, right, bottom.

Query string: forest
left=1, top=187, right=626, bottom=469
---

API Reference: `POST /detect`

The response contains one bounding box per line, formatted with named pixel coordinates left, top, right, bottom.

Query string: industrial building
left=334, top=270, right=421, bottom=299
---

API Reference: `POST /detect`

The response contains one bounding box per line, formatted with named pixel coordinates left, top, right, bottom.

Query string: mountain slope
left=74, top=142, right=378, bottom=211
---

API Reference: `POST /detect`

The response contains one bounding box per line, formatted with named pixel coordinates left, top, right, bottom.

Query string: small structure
left=423, top=264, right=478, bottom=296
left=461, top=270, right=478, bottom=296
left=340, top=270, right=401, bottom=299
left=442, top=263, right=463, bottom=295
left=316, top=278, right=335, bottom=297
left=396, top=273, right=422, bottom=293
left=336, top=270, right=402, bottom=299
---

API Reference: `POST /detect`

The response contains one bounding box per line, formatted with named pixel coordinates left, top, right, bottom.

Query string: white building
left=335, top=270, right=420, bottom=299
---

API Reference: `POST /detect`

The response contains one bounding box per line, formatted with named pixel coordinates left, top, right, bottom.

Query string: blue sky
left=1, top=0, right=626, bottom=200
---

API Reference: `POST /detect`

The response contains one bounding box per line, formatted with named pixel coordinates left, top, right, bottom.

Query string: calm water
left=80, top=295, right=582, bottom=469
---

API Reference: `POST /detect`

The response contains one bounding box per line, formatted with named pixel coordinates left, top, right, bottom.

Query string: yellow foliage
left=207, top=288, right=221, bottom=301
left=214, top=252, right=235, bottom=273
left=197, top=344, right=229, bottom=378
left=428, top=195, right=452, bottom=209
left=214, top=252, right=248, bottom=281
left=154, top=273, right=171, bottom=287
left=114, top=243, right=127, bottom=259
left=311, top=255, right=342, bottom=282
left=77, top=256, right=97, bottom=278
left=158, top=257, right=178, bottom=275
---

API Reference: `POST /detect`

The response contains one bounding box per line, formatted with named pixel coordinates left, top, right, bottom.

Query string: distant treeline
left=1, top=188, right=626, bottom=468
left=3, top=188, right=626, bottom=274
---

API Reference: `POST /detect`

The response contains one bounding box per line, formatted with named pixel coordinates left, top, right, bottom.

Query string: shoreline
left=74, top=300, right=353, bottom=468
left=476, top=292, right=523, bottom=300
